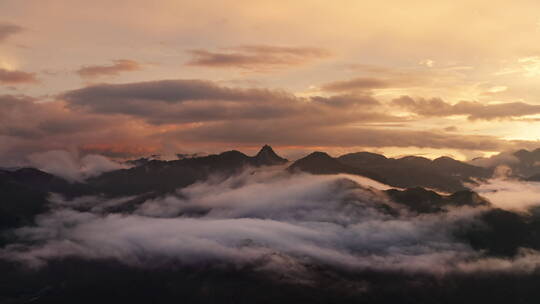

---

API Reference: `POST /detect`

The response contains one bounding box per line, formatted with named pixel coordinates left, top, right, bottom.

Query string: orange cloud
left=0, top=68, right=37, bottom=85
left=0, top=22, right=23, bottom=43
left=76, top=59, right=141, bottom=78
left=392, top=96, right=540, bottom=120
left=186, top=45, right=331, bottom=72
left=321, top=77, right=389, bottom=92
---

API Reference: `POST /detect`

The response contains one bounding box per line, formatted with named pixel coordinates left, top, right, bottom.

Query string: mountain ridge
left=288, top=150, right=491, bottom=192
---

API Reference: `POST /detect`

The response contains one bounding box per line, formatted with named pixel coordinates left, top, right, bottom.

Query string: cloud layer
left=2, top=76, right=539, bottom=165
left=4, top=168, right=540, bottom=276
left=3, top=1, right=540, bottom=163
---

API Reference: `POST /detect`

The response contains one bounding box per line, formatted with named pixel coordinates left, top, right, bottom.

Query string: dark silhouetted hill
left=289, top=151, right=490, bottom=192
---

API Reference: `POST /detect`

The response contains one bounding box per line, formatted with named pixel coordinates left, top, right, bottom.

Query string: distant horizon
left=3, top=1, right=540, bottom=167
left=2, top=143, right=533, bottom=167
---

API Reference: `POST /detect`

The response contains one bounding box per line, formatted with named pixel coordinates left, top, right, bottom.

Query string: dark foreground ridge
left=5, top=258, right=540, bottom=304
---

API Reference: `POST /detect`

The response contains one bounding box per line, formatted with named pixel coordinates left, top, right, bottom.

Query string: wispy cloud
left=76, top=59, right=141, bottom=78
left=186, top=45, right=331, bottom=72
left=392, top=95, right=540, bottom=120
left=0, top=22, right=24, bottom=43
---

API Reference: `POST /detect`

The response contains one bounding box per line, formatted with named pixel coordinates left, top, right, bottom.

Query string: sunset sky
left=2, top=0, right=540, bottom=164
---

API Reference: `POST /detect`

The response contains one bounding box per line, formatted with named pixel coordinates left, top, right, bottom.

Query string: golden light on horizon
left=1, top=0, right=540, bottom=163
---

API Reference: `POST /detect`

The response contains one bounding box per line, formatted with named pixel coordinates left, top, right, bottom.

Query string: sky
left=2, top=0, right=540, bottom=164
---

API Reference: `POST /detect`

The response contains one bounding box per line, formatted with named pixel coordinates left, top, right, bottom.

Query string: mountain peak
left=304, top=151, right=333, bottom=160
left=337, top=151, right=387, bottom=166
left=288, top=151, right=352, bottom=174
left=256, top=144, right=275, bottom=155
left=254, top=145, right=288, bottom=166
left=433, top=156, right=462, bottom=165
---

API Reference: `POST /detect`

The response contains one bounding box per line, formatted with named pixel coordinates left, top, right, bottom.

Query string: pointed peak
left=257, top=144, right=275, bottom=154
left=254, top=145, right=287, bottom=166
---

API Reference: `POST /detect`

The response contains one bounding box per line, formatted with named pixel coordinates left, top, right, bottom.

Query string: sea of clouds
left=3, top=165, right=540, bottom=276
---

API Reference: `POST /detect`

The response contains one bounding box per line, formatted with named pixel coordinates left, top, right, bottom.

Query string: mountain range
left=1, top=144, right=534, bottom=225
left=289, top=151, right=491, bottom=192
left=5, top=145, right=540, bottom=303
left=0, top=144, right=528, bottom=233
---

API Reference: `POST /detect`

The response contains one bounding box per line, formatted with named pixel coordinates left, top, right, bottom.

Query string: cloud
left=4, top=168, right=540, bottom=275
left=0, top=79, right=531, bottom=163
left=0, top=95, right=122, bottom=140
left=27, top=150, right=128, bottom=181
left=0, top=68, right=37, bottom=85
left=66, top=77, right=511, bottom=151
left=63, top=79, right=295, bottom=105
left=392, top=95, right=540, bottom=120
left=496, top=56, right=540, bottom=78
left=455, top=248, right=540, bottom=274
left=469, top=151, right=520, bottom=168
left=61, top=79, right=388, bottom=125
left=309, top=94, right=380, bottom=107
left=0, top=94, right=158, bottom=166
left=168, top=120, right=513, bottom=151
left=320, top=77, right=389, bottom=92
left=472, top=177, right=540, bottom=212
left=0, top=22, right=24, bottom=43
left=0, top=170, right=468, bottom=272
left=76, top=59, right=141, bottom=78
left=186, top=45, right=331, bottom=71
left=317, top=65, right=456, bottom=93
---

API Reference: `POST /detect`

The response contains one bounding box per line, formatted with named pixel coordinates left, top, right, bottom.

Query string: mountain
left=5, top=147, right=540, bottom=303
left=86, top=145, right=288, bottom=197
left=527, top=173, right=540, bottom=182
left=288, top=151, right=490, bottom=192
left=0, top=168, right=67, bottom=230
left=431, top=156, right=488, bottom=177
left=471, top=148, right=540, bottom=178
left=510, top=148, right=540, bottom=178
left=288, top=151, right=354, bottom=174
left=338, top=152, right=489, bottom=192
left=0, top=167, right=84, bottom=194
left=386, top=187, right=540, bottom=257
left=386, top=187, right=490, bottom=213
left=287, top=151, right=385, bottom=182
left=0, top=147, right=494, bottom=232
left=0, top=146, right=289, bottom=230
left=253, top=144, right=288, bottom=166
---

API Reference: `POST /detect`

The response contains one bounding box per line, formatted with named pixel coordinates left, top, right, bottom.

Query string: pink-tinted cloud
left=0, top=22, right=23, bottom=43
left=393, top=95, right=540, bottom=120
left=0, top=68, right=37, bottom=85
left=186, top=45, right=331, bottom=72
left=76, top=59, right=141, bottom=78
